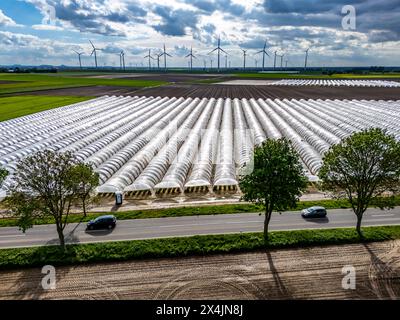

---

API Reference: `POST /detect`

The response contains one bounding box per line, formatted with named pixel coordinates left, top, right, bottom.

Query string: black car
left=86, top=215, right=117, bottom=230
left=301, top=206, right=327, bottom=218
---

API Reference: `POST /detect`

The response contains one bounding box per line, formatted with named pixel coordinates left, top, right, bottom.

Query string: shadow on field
left=265, top=250, right=292, bottom=299
left=6, top=239, right=74, bottom=299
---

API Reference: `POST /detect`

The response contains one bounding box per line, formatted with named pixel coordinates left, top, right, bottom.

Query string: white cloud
left=0, top=9, right=20, bottom=27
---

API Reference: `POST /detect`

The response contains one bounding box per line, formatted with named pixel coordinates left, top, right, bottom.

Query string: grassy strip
left=0, top=95, right=93, bottom=122
left=0, top=73, right=167, bottom=95
left=1, top=196, right=399, bottom=228
left=0, top=225, right=399, bottom=270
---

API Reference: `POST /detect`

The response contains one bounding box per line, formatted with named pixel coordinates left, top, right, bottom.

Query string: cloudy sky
left=0, top=0, right=399, bottom=68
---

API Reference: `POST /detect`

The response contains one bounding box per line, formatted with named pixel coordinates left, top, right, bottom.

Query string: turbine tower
left=209, top=35, right=227, bottom=72
left=273, top=51, right=277, bottom=70
left=241, top=49, right=247, bottom=70
left=144, top=49, right=154, bottom=70
left=154, top=52, right=163, bottom=70
left=119, top=51, right=125, bottom=71
left=89, top=40, right=101, bottom=68
left=280, top=54, right=284, bottom=68
left=185, top=47, right=196, bottom=71
left=161, top=44, right=172, bottom=72
left=73, top=50, right=84, bottom=69
left=304, top=48, right=310, bottom=70
left=256, top=40, right=270, bottom=71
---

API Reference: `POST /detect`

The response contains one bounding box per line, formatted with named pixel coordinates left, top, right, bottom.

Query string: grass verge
left=1, top=196, right=399, bottom=228
left=0, top=95, right=92, bottom=122
left=0, top=73, right=167, bottom=95
left=0, top=225, right=399, bottom=270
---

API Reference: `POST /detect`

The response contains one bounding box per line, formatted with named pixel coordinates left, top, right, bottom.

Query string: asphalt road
left=0, top=207, right=400, bottom=249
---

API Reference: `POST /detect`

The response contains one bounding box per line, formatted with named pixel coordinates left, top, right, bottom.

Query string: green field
left=0, top=95, right=93, bottom=122
left=0, top=73, right=167, bottom=95
left=234, top=72, right=400, bottom=80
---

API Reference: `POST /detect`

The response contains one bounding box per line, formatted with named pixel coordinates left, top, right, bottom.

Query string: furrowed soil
left=0, top=240, right=399, bottom=299
left=134, top=84, right=400, bottom=100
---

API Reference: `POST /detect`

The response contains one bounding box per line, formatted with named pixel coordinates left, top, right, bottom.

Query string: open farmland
left=0, top=73, right=167, bottom=95
left=133, top=84, right=400, bottom=100
left=1, top=95, right=399, bottom=200
left=1, top=240, right=399, bottom=299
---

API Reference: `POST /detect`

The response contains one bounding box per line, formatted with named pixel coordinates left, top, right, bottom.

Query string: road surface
left=0, top=207, right=399, bottom=249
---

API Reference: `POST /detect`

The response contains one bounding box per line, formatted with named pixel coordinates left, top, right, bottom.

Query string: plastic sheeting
left=1, top=95, right=400, bottom=195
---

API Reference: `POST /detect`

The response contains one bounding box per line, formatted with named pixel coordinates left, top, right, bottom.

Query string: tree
left=0, top=166, right=8, bottom=188
left=5, top=150, right=99, bottom=250
left=318, top=128, right=400, bottom=238
left=239, top=138, right=308, bottom=242
left=67, top=163, right=99, bottom=217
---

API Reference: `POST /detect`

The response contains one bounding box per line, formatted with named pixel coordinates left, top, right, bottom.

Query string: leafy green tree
left=319, top=128, right=400, bottom=237
left=239, top=138, right=308, bottom=242
left=67, top=163, right=99, bottom=217
left=0, top=166, right=8, bottom=188
left=5, top=150, right=99, bottom=249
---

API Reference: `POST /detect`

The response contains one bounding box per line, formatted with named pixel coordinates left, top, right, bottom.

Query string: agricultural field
left=1, top=95, right=399, bottom=200
left=0, top=73, right=168, bottom=95
left=0, top=96, right=92, bottom=122
left=1, top=238, right=398, bottom=299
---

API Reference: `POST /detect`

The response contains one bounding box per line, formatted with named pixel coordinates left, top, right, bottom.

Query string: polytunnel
left=213, top=98, right=237, bottom=192
left=2, top=96, right=400, bottom=199
left=184, top=98, right=224, bottom=193
left=96, top=97, right=198, bottom=194
left=124, top=98, right=209, bottom=197
left=153, top=98, right=216, bottom=195
left=79, top=97, right=180, bottom=164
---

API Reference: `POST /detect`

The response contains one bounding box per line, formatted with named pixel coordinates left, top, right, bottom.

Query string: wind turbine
left=73, top=50, right=84, bottom=69
left=209, top=35, right=227, bottom=72
left=153, top=52, right=162, bottom=70
left=255, top=59, right=258, bottom=69
left=119, top=51, right=126, bottom=71
left=256, top=40, right=270, bottom=71
left=144, top=49, right=154, bottom=70
left=280, top=54, right=284, bottom=68
left=185, top=47, right=196, bottom=71
left=241, top=49, right=247, bottom=70
left=285, top=60, right=288, bottom=68
left=210, top=58, right=213, bottom=70
left=160, top=44, right=172, bottom=72
left=304, top=48, right=310, bottom=70
left=89, top=40, right=101, bottom=68
left=273, top=51, right=277, bottom=70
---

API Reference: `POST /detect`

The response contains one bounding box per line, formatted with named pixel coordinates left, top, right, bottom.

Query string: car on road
left=86, top=215, right=117, bottom=230
left=301, top=206, right=327, bottom=218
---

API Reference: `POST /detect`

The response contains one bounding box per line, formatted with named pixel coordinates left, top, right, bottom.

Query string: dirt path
left=1, top=240, right=399, bottom=299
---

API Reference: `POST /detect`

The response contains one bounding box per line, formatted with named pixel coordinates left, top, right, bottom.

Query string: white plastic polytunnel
left=1, top=95, right=399, bottom=197
left=124, top=98, right=208, bottom=196
left=184, top=99, right=224, bottom=193
left=213, top=98, right=237, bottom=191
left=268, top=79, right=400, bottom=88
left=153, top=98, right=216, bottom=195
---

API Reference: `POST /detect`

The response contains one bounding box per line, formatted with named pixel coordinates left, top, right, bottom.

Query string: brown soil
left=134, top=84, right=400, bottom=100
left=0, top=240, right=399, bottom=300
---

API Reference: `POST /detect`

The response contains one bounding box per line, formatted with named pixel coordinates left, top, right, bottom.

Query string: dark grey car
left=301, top=206, right=327, bottom=218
